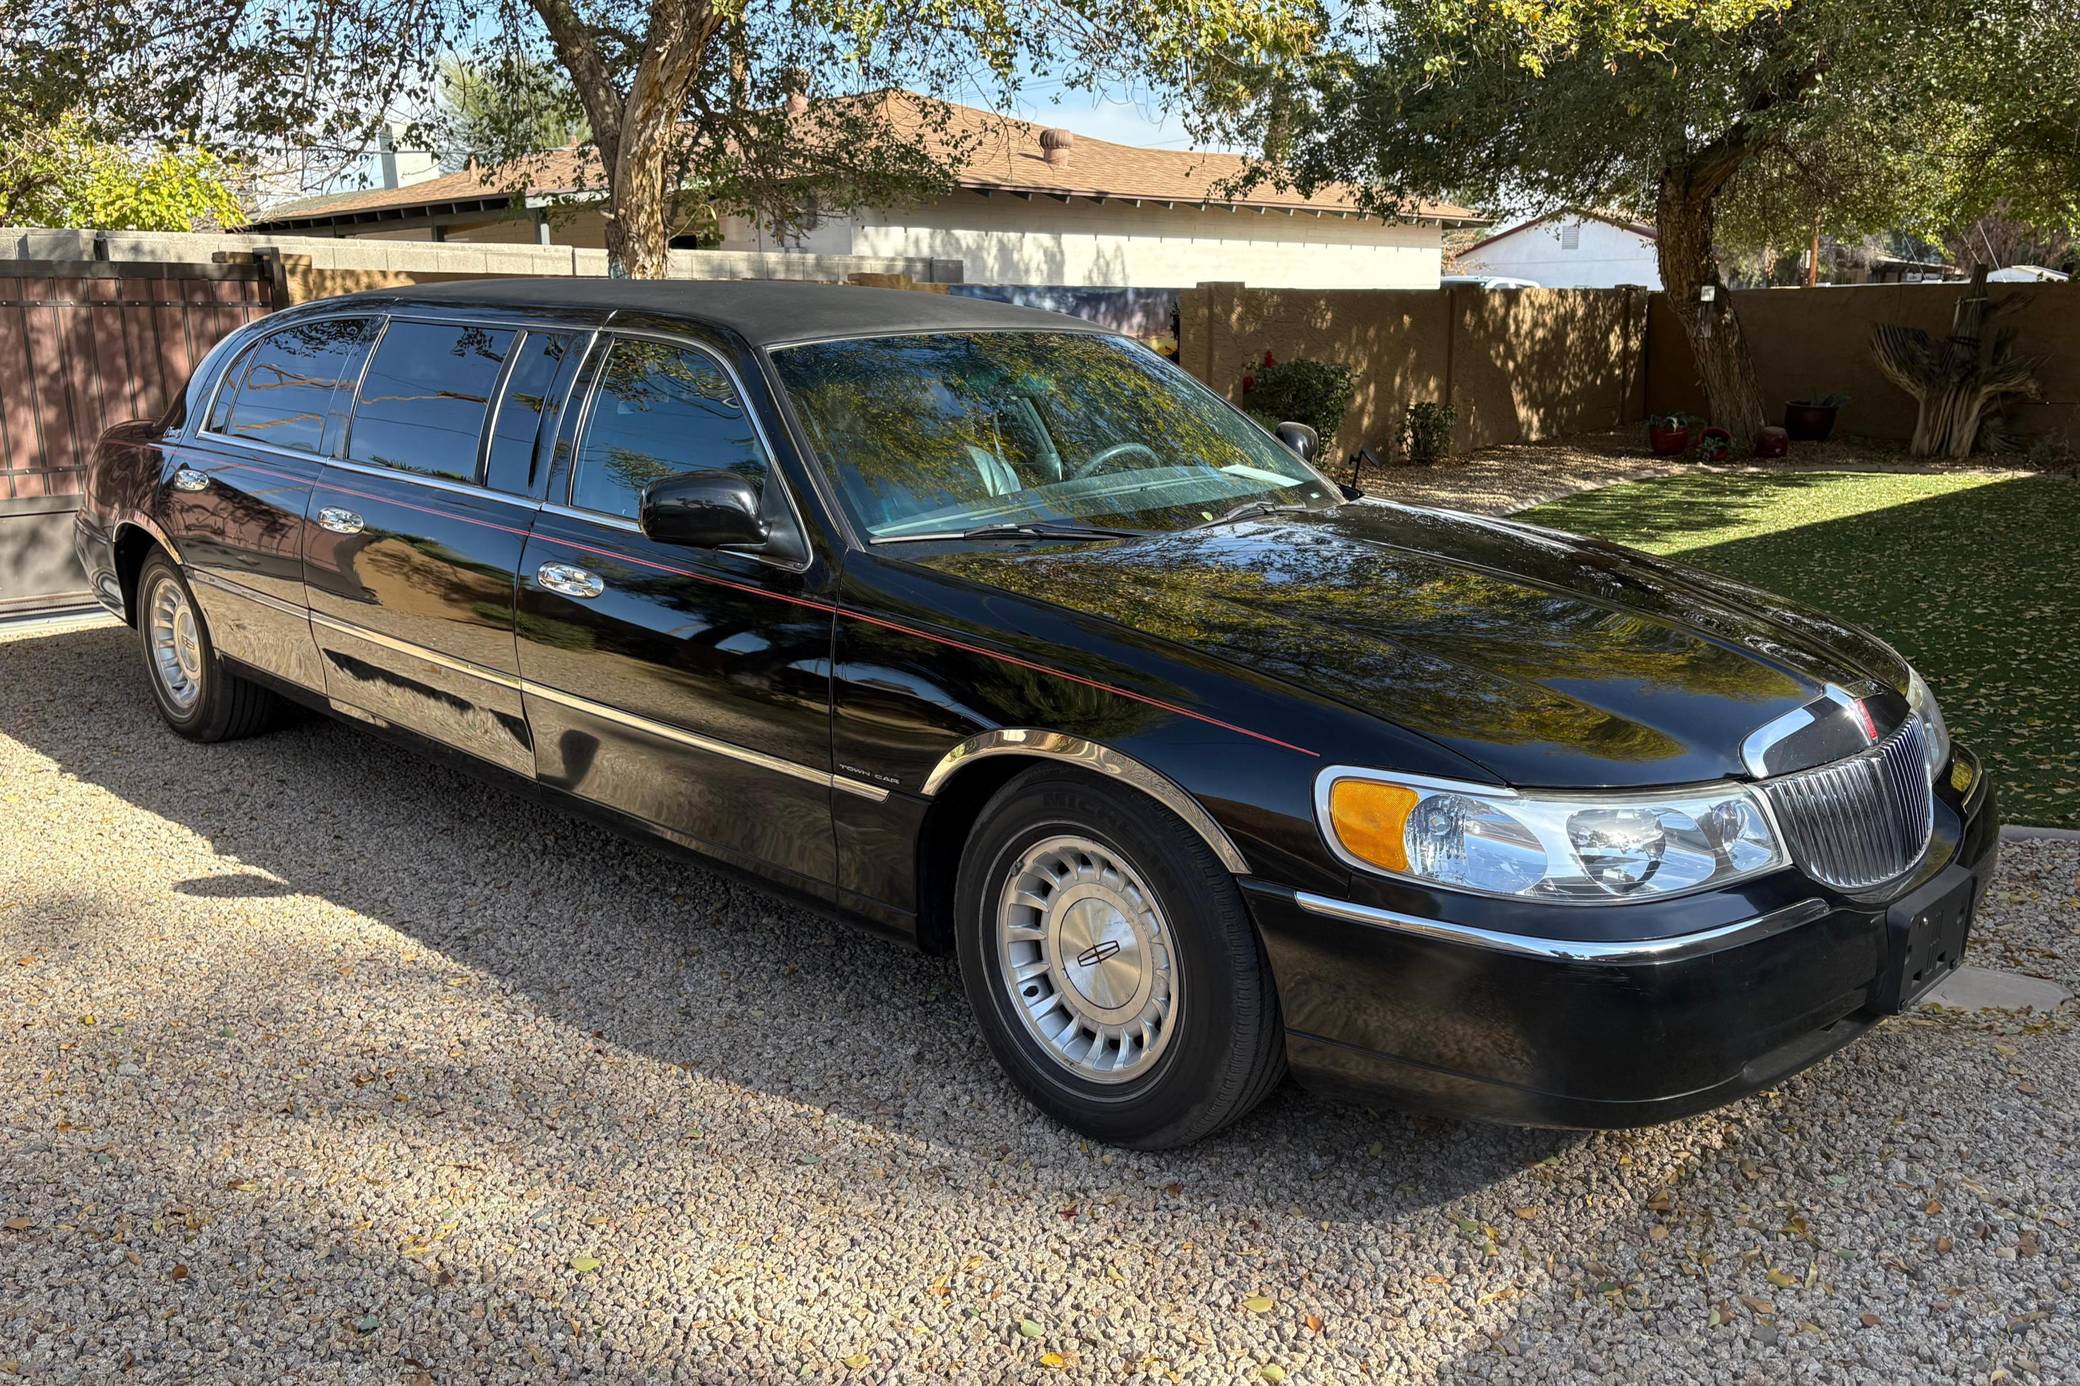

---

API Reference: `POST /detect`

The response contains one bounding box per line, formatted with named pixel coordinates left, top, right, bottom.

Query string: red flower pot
left=1783, top=402, right=1839, bottom=442
left=1648, top=425, right=1692, bottom=456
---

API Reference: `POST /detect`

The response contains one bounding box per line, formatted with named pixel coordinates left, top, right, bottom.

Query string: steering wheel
left=1068, top=442, right=1159, bottom=480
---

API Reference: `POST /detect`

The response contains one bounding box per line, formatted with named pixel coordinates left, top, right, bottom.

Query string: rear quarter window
left=207, top=318, right=377, bottom=455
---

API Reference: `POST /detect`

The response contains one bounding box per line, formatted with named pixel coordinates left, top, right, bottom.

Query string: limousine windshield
left=771, top=331, right=1337, bottom=539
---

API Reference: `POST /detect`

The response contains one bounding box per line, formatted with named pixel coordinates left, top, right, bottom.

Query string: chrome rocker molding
left=1290, top=892, right=1830, bottom=963
left=191, top=571, right=888, bottom=803
left=921, top=728, right=1251, bottom=874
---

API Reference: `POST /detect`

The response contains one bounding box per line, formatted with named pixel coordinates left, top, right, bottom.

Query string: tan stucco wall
left=1647, top=281, right=2080, bottom=443
left=1181, top=282, right=1647, bottom=461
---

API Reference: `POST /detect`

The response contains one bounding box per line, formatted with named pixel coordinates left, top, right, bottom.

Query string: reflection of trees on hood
left=932, top=512, right=1813, bottom=764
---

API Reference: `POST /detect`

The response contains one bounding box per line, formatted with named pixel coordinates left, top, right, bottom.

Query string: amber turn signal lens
left=1328, top=779, right=1419, bottom=873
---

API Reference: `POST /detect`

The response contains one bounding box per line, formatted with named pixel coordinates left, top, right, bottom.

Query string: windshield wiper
left=1189, top=499, right=1318, bottom=530
left=877, top=520, right=1145, bottom=544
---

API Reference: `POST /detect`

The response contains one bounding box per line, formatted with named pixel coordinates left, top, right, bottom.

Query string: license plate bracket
left=1872, top=866, right=1978, bottom=1013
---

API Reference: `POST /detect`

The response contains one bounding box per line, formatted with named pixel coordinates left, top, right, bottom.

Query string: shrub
left=1246, top=357, right=1355, bottom=445
left=1400, top=399, right=1457, bottom=466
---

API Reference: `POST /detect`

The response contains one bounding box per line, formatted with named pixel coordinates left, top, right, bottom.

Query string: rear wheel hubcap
left=995, top=833, right=1179, bottom=1084
left=146, top=575, right=203, bottom=711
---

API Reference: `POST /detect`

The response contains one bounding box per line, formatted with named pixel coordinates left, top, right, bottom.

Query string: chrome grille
left=1762, top=719, right=1933, bottom=891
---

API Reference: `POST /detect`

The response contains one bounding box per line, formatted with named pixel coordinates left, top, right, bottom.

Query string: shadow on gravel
left=3, top=624, right=1580, bottom=1225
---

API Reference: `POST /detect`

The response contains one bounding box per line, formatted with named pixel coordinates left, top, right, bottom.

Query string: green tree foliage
left=1245, top=359, right=1354, bottom=443
left=433, top=56, right=589, bottom=171
left=0, top=114, right=244, bottom=230
left=1217, top=0, right=2077, bottom=450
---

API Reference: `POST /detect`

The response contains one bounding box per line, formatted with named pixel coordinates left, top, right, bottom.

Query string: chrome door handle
left=538, top=562, right=604, bottom=599
left=171, top=467, right=210, bottom=492
left=316, top=507, right=364, bottom=535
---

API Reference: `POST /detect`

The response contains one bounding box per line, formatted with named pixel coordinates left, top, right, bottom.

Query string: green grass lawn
left=1518, top=470, right=2080, bottom=828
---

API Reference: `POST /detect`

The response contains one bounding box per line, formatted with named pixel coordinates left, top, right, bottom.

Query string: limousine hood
left=912, top=501, right=1912, bottom=787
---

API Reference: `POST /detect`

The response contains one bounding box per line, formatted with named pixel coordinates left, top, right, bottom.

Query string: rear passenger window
left=348, top=320, right=515, bottom=482
left=208, top=318, right=375, bottom=455
left=570, top=339, right=765, bottom=520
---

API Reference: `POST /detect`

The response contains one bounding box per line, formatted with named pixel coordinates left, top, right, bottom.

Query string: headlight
left=1905, top=667, right=1950, bottom=775
left=1320, top=771, right=1784, bottom=903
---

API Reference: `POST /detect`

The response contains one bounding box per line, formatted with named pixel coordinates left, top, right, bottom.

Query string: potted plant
left=1784, top=392, right=1848, bottom=442
left=1647, top=413, right=1698, bottom=455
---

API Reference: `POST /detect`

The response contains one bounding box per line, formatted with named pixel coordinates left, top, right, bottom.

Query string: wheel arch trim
left=920, top=729, right=1251, bottom=874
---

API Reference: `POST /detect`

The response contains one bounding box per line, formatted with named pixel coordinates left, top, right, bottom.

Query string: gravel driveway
left=3, top=620, right=2075, bottom=1384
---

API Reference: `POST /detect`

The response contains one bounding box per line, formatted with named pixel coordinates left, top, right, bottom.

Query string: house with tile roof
left=242, top=96, right=1485, bottom=290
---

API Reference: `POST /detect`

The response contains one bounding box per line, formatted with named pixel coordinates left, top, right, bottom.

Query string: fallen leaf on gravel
left=1647, top=1193, right=1672, bottom=1213
left=1513, top=1206, right=1539, bottom=1220
left=1261, top=1366, right=1288, bottom=1383
left=355, top=1315, right=378, bottom=1334
left=1039, top=1353, right=1065, bottom=1368
left=78, top=1014, right=94, bottom=1026
left=224, top=1179, right=255, bottom=1192
left=1739, top=1296, right=1775, bottom=1317
left=569, top=1256, right=600, bottom=1274
left=1016, top=1319, right=1043, bottom=1339
left=2, top=1218, right=29, bottom=1232
left=1766, top=1269, right=1797, bottom=1288
left=841, top=1354, right=870, bottom=1369
left=1245, top=1296, right=1275, bottom=1313
left=2009, top=1310, right=2050, bottom=1328
left=1304, top=1312, right=1323, bottom=1333
left=169, top=1265, right=188, bottom=1280
left=1058, top=1206, right=1077, bottom=1219
left=1162, top=1182, right=1183, bottom=1196
left=1707, top=1307, right=1725, bottom=1327
left=1925, top=1200, right=1943, bottom=1215
left=1861, top=1313, right=1882, bottom=1327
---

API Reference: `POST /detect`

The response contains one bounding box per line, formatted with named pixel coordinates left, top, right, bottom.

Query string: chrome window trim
left=540, top=502, right=638, bottom=533
left=1289, top=892, right=1830, bottom=963
left=322, top=455, right=543, bottom=507
left=563, top=327, right=813, bottom=574
left=523, top=679, right=887, bottom=801
left=920, top=728, right=1249, bottom=873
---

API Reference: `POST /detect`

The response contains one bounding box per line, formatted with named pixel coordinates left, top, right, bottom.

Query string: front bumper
left=1248, top=749, right=1999, bottom=1128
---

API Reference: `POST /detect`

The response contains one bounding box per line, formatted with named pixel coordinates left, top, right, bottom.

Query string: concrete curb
left=2000, top=824, right=2080, bottom=843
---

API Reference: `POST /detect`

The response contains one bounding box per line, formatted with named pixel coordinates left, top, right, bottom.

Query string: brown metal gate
left=0, top=260, right=272, bottom=612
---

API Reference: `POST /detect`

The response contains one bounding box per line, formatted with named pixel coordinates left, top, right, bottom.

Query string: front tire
left=135, top=551, right=281, bottom=742
left=955, top=767, right=1285, bottom=1148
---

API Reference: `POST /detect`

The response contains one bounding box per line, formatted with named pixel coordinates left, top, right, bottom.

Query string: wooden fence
left=0, top=261, right=274, bottom=612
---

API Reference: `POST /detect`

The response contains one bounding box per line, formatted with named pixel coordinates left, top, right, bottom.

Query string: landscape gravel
left=2, top=620, right=2075, bottom=1384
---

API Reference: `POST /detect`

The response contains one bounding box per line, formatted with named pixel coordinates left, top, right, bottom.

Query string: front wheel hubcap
left=995, top=833, right=1180, bottom=1084
left=146, top=575, right=203, bottom=711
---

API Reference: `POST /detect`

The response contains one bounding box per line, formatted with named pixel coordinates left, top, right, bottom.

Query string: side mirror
left=639, top=470, right=770, bottom=551
left=1274, top=421, right=1318, bottom=460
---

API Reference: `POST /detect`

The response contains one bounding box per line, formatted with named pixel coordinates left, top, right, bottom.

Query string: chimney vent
left=1039, top=128, right=1074, bottom=166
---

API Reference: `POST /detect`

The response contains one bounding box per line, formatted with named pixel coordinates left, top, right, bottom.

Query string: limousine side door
left=515, top=332, right=842, bottom=893
left=303, top=317, right=579, bottom=776
left=168, top=315, right=378, bottom=694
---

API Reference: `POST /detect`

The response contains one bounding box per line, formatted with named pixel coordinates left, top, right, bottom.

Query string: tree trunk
left=1804, top=212, right=1821, bottom=289
left=1656, top=174, right=1768, bottom=446
left=606, top=114, right=674, bottom=279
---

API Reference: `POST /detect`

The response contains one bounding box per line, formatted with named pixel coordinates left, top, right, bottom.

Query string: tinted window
left=570, top=340, right=764, bottom=519
left=771, top=332, right=1326, bottom=537
left=209, top=318, right=375, bottom=455
left=485, top=331, right=572, bottom=492
left=348, top=321, right=515, bottom=482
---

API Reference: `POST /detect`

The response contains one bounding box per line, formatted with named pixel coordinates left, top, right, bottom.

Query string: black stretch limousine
left=75, top=280, right=1998, bottom=1147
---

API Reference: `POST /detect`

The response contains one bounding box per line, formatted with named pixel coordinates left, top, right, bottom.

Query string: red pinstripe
left=206, top=459, right=1318, bottom=757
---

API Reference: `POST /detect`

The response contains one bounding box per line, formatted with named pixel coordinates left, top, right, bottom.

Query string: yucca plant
left=1871, top=266, right=2042, bottom=457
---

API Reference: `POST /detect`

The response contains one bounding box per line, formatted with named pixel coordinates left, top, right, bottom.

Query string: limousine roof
left=338, top=278, right=1104, bottom=349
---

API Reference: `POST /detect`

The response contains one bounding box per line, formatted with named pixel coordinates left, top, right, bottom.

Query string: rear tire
left=955, top=766, right=1285, bottom=1148
left=135, top=551, right=281, bottom=743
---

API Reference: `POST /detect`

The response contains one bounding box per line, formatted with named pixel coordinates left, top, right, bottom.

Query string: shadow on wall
left=1181, top=284, right=1649, bottom=463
